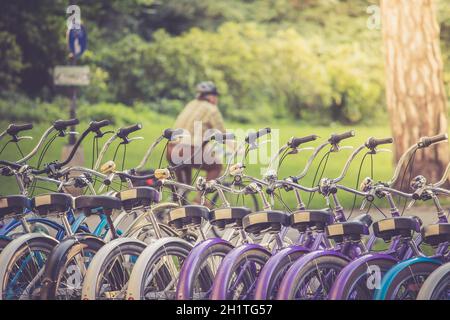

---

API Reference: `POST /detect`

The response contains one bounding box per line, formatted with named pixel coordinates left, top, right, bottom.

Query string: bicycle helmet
left=196, top=81, right=219, bottom=97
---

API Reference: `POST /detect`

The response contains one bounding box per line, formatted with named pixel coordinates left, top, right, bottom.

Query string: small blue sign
left=67, top=24, right=87, bottom=59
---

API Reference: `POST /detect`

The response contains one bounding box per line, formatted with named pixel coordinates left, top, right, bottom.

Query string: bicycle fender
left=40, top=233, right=105, bottom=299
left=328, top=253, right=398, bottom=299
left=210, top=243, right=271, bottom=299
left=374, top=256, right=442, bottom=300
left=177, top=238, right=234, bottom=300
left=126, top=237, right=193, bottom=300
left=277, top=249, right=350, bottom=299
left=254, top=245, right=310, bottom=300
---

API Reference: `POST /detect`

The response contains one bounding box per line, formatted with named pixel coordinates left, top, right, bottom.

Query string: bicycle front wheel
left=210, top=244, right=271, bottom=300
left=375, top=258, right=442, bottom=300
left=81, top=238, right=147, bottom=300
left=0, top=234, right=58, bottom=300
left=176, top=238, right=235, bottom=300
left=127, top=237, right=193, bottom=300
left=417, top=262, right=450, bottom=300
left=277, top=253, right=349, bottom=300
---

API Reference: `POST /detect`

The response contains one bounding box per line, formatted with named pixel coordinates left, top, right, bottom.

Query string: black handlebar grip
left=328, top=130, right=355, bottom=145
left=211, top=132, right=236, bottom=143
left=117, top=123, right=142, bottom=139
left=89, top=120, right=111, bottom=132
left=6, top=123, right=33, bottom=136
left=418, top=133, right=448, bottom=148
left=163, top=128, right=184, bottom=141
left=289, top=135, right=318, bottom=148
left=245, top=127, right=271, bottom=143
left=53, top=119, right=79, bottom=131
left=365, top=137, right=394, bottom=149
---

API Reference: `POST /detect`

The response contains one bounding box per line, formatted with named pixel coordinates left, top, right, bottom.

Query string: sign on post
left=67, top=24, right=88, bottom=59
left=53, top=66, right=90, bottom=86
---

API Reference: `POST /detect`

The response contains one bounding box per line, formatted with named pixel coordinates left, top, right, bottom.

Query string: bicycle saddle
left=326, top=216, right=371, bottom=242
left=372, top=216, right=421, bottom=241
left=32, top=193, right=73, bottom=215
left=0, top=195, right=32, bottom=217
left=209, top=207, right=252, bottom=229
left=75, top=195, right=122, bottom=215
left=115, top=187, right=160, bottom=211
left=242, top=210, right=289, bottom=235
left=421, top=223, right=450, bottom=246
left=168, top=205, right=210, bottom=229
left=289, top=209, right=334, bottom=232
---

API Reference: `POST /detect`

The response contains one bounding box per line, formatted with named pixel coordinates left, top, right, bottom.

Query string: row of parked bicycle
left=0, top=119, right=448, bottom=300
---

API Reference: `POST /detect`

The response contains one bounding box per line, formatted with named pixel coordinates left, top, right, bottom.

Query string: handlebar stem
left=295, top=142, right=331, bottom=180
left=17, top=126, right=55, bottom=164
left=332, top=144, right=367, bottom=183
left=136, top=135, right=165, bottom=171
left=93, top=134, right=118, bottom=170
left=432, top=162, right=450, bottom=188
left=387, top=144, right=418, bottom=187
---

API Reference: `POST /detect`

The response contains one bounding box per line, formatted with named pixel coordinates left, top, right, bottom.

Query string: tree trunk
left=381, top=0, right=449, bottom=186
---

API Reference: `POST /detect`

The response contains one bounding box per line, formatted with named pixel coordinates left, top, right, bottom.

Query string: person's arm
left=206, top=105, right=237, bottom=154
left=208, top=105, right=226, bottom=133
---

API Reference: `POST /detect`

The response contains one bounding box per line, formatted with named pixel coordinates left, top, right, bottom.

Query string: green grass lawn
left=0, top=118, right=446, bottom=211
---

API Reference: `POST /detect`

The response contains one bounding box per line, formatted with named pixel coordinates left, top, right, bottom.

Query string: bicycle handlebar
left=295, top=131, right=355, bottom=180
left=328, top=130, right=355, bottom=145
left=365, top=137, right=394, bottom=149
left=53, top=118, right=79, bottom=131
left=88, top=120, right=110, bottom=134
left=117, top=123, right=142, bottom=139
left=245, top=127, right=271, bottom=143
left=211, top=132, right=235, bottom=143
left=418, top=134, right=448, bottom=149
left=163, top=128, right=184, bottom=141
left=6, top=123, right=33, bottom=136
left=289, top=135, right=318, bottom=148
left=389, top=133, right=448, bottom=186
left=432, top=162, right=450, bottom=187
left=0, top=160, right=22, bottom=171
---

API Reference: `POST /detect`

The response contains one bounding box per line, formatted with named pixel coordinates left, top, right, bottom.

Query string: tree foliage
left=0, top=0, right=448, bottom=124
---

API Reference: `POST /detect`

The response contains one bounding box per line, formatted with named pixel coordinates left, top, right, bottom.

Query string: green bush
left=0, top=95, right=173, bottom=128
left=0, top=94, right=66, bottom=123
left=90, top=22, right=385, bottom=124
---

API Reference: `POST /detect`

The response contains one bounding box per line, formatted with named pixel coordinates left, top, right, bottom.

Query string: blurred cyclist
left=167, top=81, right=227, bottom=188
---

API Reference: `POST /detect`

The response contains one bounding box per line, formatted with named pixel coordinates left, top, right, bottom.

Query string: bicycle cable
left=306, top=149, right=332, bottom=208
left=36, top=132, right=58, bottom=169
left=15, top=143, right=24, bottom=158
left=274, top=189, right=293, bottom=213
left=348, top=152, right=372, bottom=220
left=396, top=149, right=417, bottom=215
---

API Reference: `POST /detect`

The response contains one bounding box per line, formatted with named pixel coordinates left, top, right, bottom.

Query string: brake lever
left=287, top=146, right=315, bottom=155
left=375, top=148, right=392, bottom=154
left=126, top=137, right=144, bottom=142
left=248, top=139, right=271, bottom=151
left=15, top=136, right=33, bottom=141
